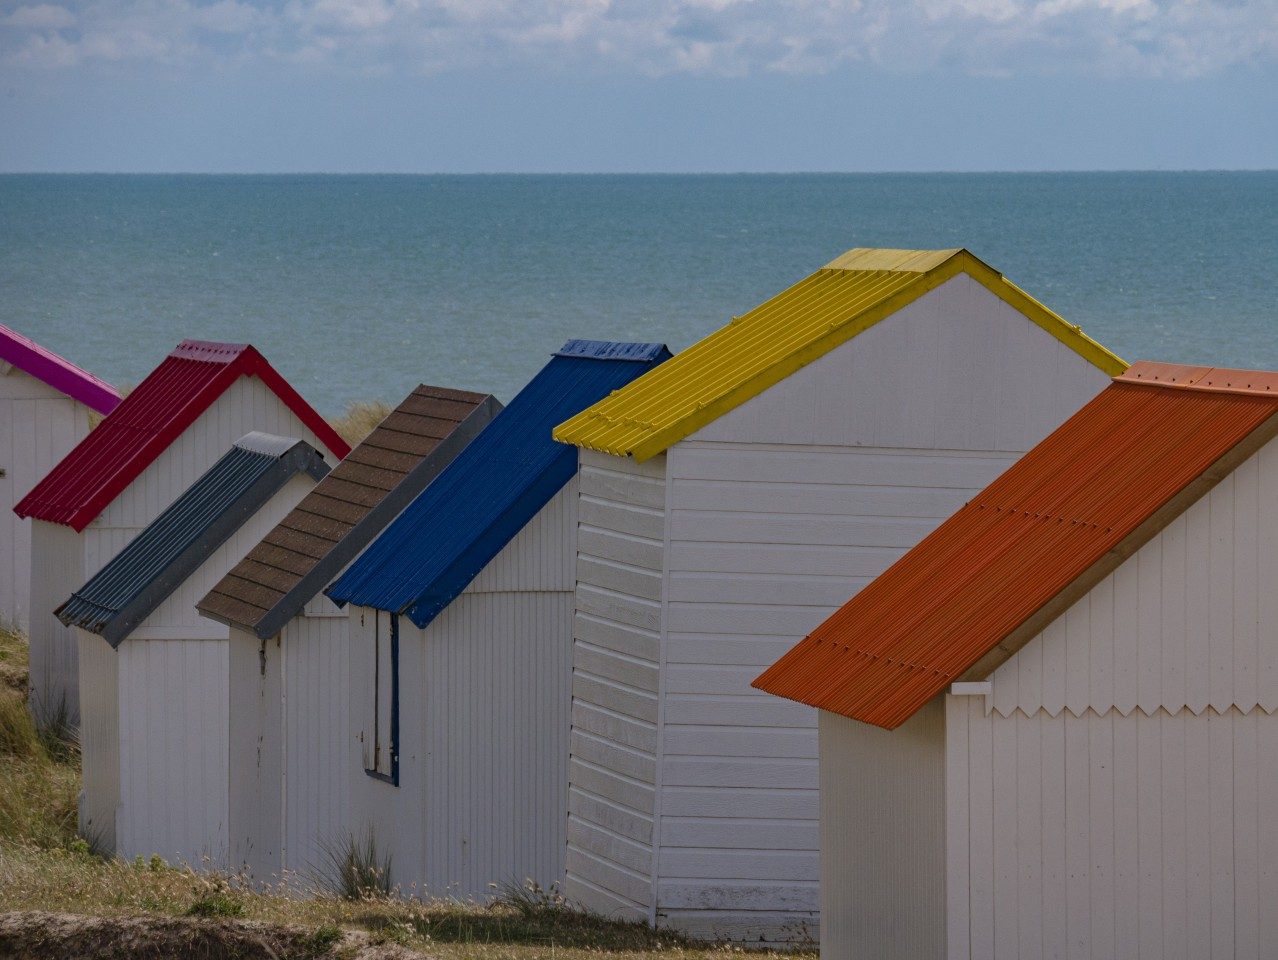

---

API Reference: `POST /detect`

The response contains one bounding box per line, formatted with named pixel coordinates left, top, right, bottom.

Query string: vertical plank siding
left=657, top=277, right=1109, bottom=940
left=820, top=704, right=946, bottom=960
left=83, top=470, right=320, bottom=868
left=348, top=481, right=578, bottom=902
left=947, top=698, right=1278, bottom=960
left=30, top=375, right=337, bottom=727
left=566, top=451, right=666, bottom=923
left=283, top=614, right=351, bottom=881
left=0, top=372, right=90, bottom=633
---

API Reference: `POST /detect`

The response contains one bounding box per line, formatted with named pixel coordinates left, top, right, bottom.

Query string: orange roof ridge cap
left=1119, top=361, right=1278, bottom=399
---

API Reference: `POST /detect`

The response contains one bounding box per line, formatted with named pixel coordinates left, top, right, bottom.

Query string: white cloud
left=2, top=0, right=1275, bottom=77
left=1, top=3, right=77, bottom=29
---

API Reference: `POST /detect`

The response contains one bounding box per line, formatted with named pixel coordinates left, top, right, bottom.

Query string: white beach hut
left=323, top=341, right=670, bottom=901
left=62, top=433, right=332, bottom=866
left=551, top=248, right=1125, bottom=940
left=756, top=361, right=1278, bottom=960
left=196, top=385, right=500, bottom=884
left=0, top=324, right=119, bottom=633
left=14, top=340, right=348, bottom=727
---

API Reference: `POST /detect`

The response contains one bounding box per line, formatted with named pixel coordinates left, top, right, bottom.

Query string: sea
left=1, top=172, right=1275, bottom=415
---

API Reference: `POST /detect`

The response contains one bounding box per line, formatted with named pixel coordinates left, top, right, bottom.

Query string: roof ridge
left=1119, top=361, right=1278, bottom=398
left=0, top=323, right=121, bottom=415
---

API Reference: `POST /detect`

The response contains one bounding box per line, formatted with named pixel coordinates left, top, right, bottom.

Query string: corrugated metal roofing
left=327, top=340, right=671, bottom=629
left=57, top=432, right=331, bottom=647
left=14, top=340, right=350, bottom=532
left=0, top=323, right=120, bottom=415
left=198, top=385, right=501, bottom=639
left=554, top=248, right=1126, bottom=461
left=753, top=362, right=1278, bottom=730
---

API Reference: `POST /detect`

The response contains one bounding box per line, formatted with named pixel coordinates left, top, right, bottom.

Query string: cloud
left=1, top=0, right=1275, bottom=78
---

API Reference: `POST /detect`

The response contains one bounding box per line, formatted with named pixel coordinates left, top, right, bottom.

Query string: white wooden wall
left=30, top=374, right=336, bottom=729
left=947, top=699, right=1278, bottom=960
left=348, top=480, right=577, bottom=901
left=942, top=434, right=1278, bottom=960
left=76, top=628, right=120, bottom=853
left=650, top=275, right=1110, bottom=940
left=565, top=450, right=666, bottom=923
left=80, top=472, right=319, bottom=868
left=28, top=519, right=84, bottom=726
left=0, top=368, right=91, bottom=634
left=283, top=612, right=351, bottom=881
left=819, top=703, right=946, bottom=960
left=228, top=626, right=283, bottom=882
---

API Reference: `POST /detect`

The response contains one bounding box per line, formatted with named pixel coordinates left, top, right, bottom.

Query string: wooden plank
left=1039, top=715, right=1066, bottom=959
left=991, top=716, right=1017, bottom=960
left=968, top=699, right=996, bottom=960
left=1136, top=542, right=1164, bottom=715
left=1112, top=716, right=1139, bottom=959
left=1183, top=710, right=1212, bottom=960
left=1063, top=711, right=1091, bottom=960
left=1234, top=711, right=1259, bottom=959
left=945, top=696, right=971, bottom=960
left=1160, top=711, right=1188, bottom=960
left=1015, top=713, right=1043, bottom=960
left=1209, top=711, right=1235, bottom=958
left=1136, top=710, right=1163, bottom=953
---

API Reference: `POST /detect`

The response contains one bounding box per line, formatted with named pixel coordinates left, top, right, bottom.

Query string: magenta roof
left=0, top=325, right=120, bottom=416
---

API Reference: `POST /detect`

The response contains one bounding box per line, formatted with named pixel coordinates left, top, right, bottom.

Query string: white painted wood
left=78, top=471, right=319, bottom=868
left=819, top=703, right=944, bottom=960
left=346, top=481, right=577, bottom=903
left=572, top=275, right=1111, bottom=941
left=0, top=368, right=92, bottom=634
left=566, top=452, right=664, bottom=923
left=950, top=704, right=1278, bottom=960
left=29, top=374, right=339, bottom=728
left=990, top=438, right=1278, bottom=720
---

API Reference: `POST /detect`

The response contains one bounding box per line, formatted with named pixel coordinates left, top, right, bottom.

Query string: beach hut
left=551, top=248, right=1125, bottom=940
left=325, top=340, right=670, bottom=901
left=14, top=340, right=348, bottom=727
left=0, top=324, right=119, bottom=633
left=755, top=361, right=1278, bottom=960
left=62, top=433, right=331, bottom=866
left=195, top=385, right=500, bottom=884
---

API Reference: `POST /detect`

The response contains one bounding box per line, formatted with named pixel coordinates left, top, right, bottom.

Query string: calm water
left=1, top=173, right=1275, bottom=415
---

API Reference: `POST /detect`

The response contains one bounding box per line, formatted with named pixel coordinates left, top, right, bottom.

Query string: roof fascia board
left=620, top=257, right=970, bottom=462
left=60, top=362, right=245, bottom=532
left=0, top=360, right=12, bottom=376
left=242, top=395, right=503, bottom=639
left=70, top=450, right=330, bottom=647
left=955, top=405, right=1278, bottom=683
left=959, top=254, right=1126, bottom=377
left=400, top=450, right=579, bottom=629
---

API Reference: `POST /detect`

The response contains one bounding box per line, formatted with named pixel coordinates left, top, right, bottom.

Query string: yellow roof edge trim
left=553, top=247, right=1127, bottom=461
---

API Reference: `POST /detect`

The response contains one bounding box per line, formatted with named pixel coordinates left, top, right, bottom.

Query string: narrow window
left=366, top=610, right=399, bottom=786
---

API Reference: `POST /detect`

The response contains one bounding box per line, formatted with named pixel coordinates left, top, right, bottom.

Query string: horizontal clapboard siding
left=566, top=451, right=666, bottom=923
left=654, top=279, right=1111, bottom=940
left=947, top=697, right=1278, bottom=960
left=990, top=440, right=1278, bottom=718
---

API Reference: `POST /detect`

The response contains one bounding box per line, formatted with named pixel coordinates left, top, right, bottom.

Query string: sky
left=0, top=0, right=1275, bottom=172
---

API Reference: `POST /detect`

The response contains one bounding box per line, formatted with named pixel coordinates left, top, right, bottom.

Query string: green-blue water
left=2, top=173, right=1275, bottom=414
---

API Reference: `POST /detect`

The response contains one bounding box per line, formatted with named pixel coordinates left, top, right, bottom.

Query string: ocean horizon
left=3, top=171, right=1275, bottom=415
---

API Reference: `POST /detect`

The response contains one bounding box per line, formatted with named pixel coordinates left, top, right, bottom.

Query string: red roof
left=754, top=362, right=1278, bottom=730
left=15, top=340, right=350, bottom=531
left=0, top=323, right=120, bottom=415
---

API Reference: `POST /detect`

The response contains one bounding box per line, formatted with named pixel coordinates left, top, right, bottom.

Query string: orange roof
left=754, top=362, right=1278, bottom=730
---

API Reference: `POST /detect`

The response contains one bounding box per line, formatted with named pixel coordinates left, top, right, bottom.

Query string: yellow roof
left=554, top=247, right=1126, bottom=461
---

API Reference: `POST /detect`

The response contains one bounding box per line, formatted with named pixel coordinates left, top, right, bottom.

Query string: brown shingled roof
left=198, top=384, right=501, bottom=638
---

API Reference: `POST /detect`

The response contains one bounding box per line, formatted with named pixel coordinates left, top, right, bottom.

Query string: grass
left=0, top=623, right=813, bottom=959
left=331, top=400, right=394, bottom=446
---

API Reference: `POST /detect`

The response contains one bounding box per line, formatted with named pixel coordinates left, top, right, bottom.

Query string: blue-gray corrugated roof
left=57, top=432, right=330, bottom=646
left=326, top=340, right=671, bottom=628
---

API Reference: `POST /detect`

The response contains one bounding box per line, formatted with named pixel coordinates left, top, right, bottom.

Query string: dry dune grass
left=332, top=400, right=394, bottom=447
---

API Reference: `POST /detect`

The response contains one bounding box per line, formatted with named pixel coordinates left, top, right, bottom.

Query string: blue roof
left=326, top=340, right=671, bottom=628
